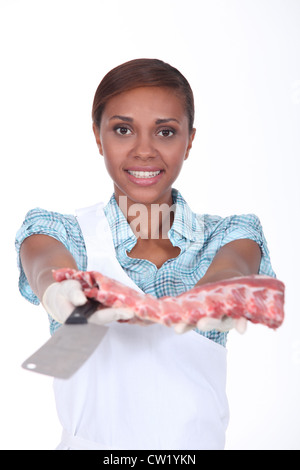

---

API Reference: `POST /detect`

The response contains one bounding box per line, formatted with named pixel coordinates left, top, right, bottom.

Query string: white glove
left=196, top=315, right=247, bottom=334
left=173, top=323, right=194, bottom=334
left=42, top=280, right=88, bottom=323
left=42, top=280, right=136, bottom=325
left=173, top=316, right=247, bottom=334
left=88, top=307, right=135, bottom=325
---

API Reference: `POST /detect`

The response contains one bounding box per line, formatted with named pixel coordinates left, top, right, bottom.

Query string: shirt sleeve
left=15, top=207, right=87, bottom=306
left=220, top=213, right=276, bottom=277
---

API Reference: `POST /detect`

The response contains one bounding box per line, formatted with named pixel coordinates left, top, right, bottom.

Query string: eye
left=115, top=126, right=132, bottom=136
left=157, top=128, right=175, bottom=137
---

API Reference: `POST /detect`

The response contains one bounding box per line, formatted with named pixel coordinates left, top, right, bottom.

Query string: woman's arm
left=195, top=239, right=261, bottom=287
left=20, top=234, right=78, bottom=301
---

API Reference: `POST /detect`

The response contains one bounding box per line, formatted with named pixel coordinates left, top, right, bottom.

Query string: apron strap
left=76, top=202, right=143, bottom=292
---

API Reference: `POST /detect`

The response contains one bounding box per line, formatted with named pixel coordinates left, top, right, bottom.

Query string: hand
left=172, top=316, right=247, bottom=334
left=42, top=280, right=88, bottom=323
left=51, top=269, right=249, bottom=332
left=88, top=306, right=135, bottom=325
left=50, top=269, right=154, bottom=326
left=196, top=315, right=247, bottom=333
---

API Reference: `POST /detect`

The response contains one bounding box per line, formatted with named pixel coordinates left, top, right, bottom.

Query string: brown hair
left=92, top=58, right=195, bottom=133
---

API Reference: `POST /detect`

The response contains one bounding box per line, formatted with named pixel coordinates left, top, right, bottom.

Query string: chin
left=125, top=186, right=173, bottom=204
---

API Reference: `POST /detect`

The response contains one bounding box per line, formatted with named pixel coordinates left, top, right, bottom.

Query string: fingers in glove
left=216, top=315, right=236, bottom=332
left=88, top=307, right=135, bottom=325
left=126, top=317, right=154, bottom=326
left=54, top=296, right=77, bottom=323
left=234, top=317, right=247, bottom=334
left=196, top=315, right=247, bottom=333
left=173, top=322, right=194, bottom=334
left=196, top=316, right=226, bottom=332
left=60, top=279, right=87, bottom=306
left=42, top=280, right=87, bottom=323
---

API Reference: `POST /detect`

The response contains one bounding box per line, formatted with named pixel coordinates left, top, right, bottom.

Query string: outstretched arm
left=195, top=239, right=262, bottom=286
left=20, top=234, right=134, bottom=324
left=20, top=234, right=78, bottom=301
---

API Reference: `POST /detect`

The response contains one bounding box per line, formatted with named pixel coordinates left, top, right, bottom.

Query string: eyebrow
left=155, top=118, right=180, bottom=125
left=109, top=115, right=133, bottom=122
left=109, top=115, right=180, bottom=124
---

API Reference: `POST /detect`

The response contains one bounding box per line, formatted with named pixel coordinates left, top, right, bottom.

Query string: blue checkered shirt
left=15, top=189, right=276, bottom=346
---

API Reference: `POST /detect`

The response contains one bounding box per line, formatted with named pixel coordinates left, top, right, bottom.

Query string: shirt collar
left=103, top=189, right=202, bottom=248
left=103, top=194, right=136, bottom=248
left=170, top=189, right=203, bottom=242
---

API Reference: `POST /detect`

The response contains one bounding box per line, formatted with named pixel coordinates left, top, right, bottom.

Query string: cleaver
left=21, top=299, right=109, bottom=380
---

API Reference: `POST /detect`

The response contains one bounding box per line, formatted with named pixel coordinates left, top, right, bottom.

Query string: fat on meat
left=53, top=269, right=285, bottom=330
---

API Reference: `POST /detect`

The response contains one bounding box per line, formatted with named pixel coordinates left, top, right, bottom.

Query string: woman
left=16, top=58, right=275, bottom=450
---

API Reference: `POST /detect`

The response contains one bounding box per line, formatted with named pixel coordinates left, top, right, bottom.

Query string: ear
left=92, top=123, right=104, bottom=155
left=184, top=128, right=196, bottom=160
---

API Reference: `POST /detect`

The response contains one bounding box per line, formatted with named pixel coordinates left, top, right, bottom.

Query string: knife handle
left=65, top=299, right=100, bottom=325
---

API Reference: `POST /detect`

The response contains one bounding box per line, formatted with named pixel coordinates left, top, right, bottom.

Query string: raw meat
left=53, top=269, right=285, bottom=330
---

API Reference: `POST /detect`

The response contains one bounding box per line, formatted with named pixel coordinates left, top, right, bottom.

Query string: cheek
left=166, top=140, right=190, bottom=163
left=100, top=135, right=127, bottom=158
left=101, top=143, right=125, bottom=180
left=102, top=155, right=119, bottom=177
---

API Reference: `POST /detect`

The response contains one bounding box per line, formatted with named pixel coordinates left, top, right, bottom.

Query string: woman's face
left=93, top=86, right=196, bottom=207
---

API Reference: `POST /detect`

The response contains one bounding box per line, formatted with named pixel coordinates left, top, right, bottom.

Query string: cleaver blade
left=21, top=300, right=108, bottom=380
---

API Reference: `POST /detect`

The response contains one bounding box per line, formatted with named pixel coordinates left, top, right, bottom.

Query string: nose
left=132, top=133, right=157, bottom=160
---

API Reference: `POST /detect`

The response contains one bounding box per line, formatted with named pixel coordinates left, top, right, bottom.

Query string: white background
left=0, top=0, right=299, bottom=450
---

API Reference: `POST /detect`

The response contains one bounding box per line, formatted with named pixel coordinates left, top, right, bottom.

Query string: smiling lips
left=125, top=167, right=164, bottom=185
left=128, top=170, right=161, bottom=179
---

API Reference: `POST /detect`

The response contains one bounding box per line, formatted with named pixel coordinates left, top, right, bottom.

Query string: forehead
left=103, top=87, right=186, bottom=119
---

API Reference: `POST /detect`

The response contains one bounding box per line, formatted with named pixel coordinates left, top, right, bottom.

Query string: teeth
left=128, top=170, right=161, bottom=178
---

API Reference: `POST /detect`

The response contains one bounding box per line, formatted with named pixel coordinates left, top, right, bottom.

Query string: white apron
left=54, top=203, right=229, bottom=450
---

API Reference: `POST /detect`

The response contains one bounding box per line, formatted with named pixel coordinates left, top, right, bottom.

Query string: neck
left=116, top=193, right=176, bottom=241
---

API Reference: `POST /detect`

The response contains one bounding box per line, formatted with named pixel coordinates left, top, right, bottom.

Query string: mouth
left=127, top=170, right=162, bottom=179
left=125, top=167, right=164, bottom=186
